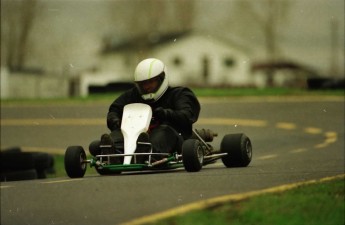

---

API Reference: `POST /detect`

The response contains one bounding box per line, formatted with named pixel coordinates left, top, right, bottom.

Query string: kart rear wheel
left=221, top=133, right=252, bottom=167
left=64, top=146, right=87, bottom=178
left=89, top=140, right=101, bottom=156
left=95, top=167, right=122, bottom=175
left=182, top=139, right=204, bottom=172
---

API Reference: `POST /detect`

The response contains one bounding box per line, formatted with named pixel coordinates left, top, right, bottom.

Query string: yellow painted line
left=22, top=146, right=65, bottom=154
left=325, top=131, right=338, bottom=138
left=314, top=131, right=338, bottom=149
left=290, top=148, right=308, bottom=153
left=41, top=179, right=82, bottom=184
left=275, top=122, right=297, bottom=130
left=0, top=146, right=66, bottom=154
left=314, top=143, right=328, bottom=149
left=0, top=118, right=105, bottom=126
left=325, top=137, right=337, bottom=144
left=304, top=127, right=323, bottom=135
left=1, top=118, right=267, bottom=127
left=197, top=118, right=267, bottom=127
left=256, top=154, right=278, bottom=160
left=120, top=174, right=345, bottom=225
left=324, top=131, right=338, bottom=143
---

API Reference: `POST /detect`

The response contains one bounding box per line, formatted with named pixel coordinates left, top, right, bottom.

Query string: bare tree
left=170, top=0, right=195, bottom=32
left=120, top=0, right=194, bottom=36
left=104, top=0, right=195, bottom=59
left=1, top=0, right=41, bottom=71
left=229, top=0, right=291, bottom=86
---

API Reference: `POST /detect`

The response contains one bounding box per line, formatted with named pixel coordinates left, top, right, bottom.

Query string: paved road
left=1, top=96, right=344, bottom=225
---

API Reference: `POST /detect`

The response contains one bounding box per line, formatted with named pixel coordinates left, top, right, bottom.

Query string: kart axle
left=96, top=152, right=171, bottom=158
left=204, top=153, right=227, bottom=159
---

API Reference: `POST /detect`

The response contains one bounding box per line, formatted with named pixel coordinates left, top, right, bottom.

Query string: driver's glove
left=107, top=118, right=121, bottom=131
left=153, top=107, right=168, bottom=121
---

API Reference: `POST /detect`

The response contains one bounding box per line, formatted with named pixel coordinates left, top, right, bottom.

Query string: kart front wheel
left=221, top=133, right=252, bottom=167
left=182, top=139, right=204, bottom=172
left=64, top=146, right=87, bottom=178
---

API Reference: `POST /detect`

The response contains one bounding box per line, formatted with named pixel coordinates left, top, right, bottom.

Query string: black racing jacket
left=107, top=86, right=200, bottom=139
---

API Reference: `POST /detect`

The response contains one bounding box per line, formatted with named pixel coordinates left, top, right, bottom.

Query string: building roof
left=251, top=61, right=320, bottom=77
left=101, top=30, right=251, bottom=55
left=102, top=31, right=191, bottom=54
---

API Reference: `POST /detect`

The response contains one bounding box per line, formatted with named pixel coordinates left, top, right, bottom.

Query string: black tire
left=0, top=169, right=38, bottom=182
left=64, top=146, right=87, bottom=178
left=89, top=140, right=101, bottom=156
left=32, top=152, right=55, bottom=179
left=1, top=146, right=22, bottom=154
left=182, top=139, right=204, bottom=172
left=221, top=133, right=252, bottom=167
left=0, top=152, right=35, bottom=170
left=95, top=167, right=121, bottom=175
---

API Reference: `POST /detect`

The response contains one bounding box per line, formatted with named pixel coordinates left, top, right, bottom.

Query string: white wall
left=0, top=70, right=69, bottom=99
left=150, top=34, right=253, bottom=87
left=1, top=68, right=9, bottom=99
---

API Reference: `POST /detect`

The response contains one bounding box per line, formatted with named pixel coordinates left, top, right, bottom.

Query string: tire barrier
left=0, top=147, right=55, bottom=182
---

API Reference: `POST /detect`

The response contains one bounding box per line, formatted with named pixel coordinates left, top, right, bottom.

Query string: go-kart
left=64, top=103, right=252, bottom=178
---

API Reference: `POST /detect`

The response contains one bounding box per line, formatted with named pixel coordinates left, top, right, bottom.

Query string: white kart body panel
left=121, top=103, right=152, bottom=164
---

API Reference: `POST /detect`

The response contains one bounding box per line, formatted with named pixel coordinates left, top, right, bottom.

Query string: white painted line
left=0, top=185, right=14, bottom=189
left=41, top=179, right=82, bottom=184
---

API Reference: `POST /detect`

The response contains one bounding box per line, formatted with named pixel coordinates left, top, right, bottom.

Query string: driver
left=92, top=58, right=200, bottom=161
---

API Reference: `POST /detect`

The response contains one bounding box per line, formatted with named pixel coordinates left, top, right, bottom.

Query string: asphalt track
left=1, top=96, right=344, bottom=225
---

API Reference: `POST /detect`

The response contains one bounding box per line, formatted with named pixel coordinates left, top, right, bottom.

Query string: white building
left=151, top=32, right=253, bottom=87
left=77, top=31, right=254, bottom=96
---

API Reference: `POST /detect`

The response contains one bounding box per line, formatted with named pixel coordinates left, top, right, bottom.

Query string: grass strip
left=1, top=88, right=343, bottom=105
left=48, top=154, right=98, bottom=178
left=192, top=87, right=344, bottom=97
left=50, top=154, right=344, bottom=225
left=147, top=176, right=344, bottom=225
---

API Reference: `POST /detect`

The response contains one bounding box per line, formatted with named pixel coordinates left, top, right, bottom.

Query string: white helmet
left=134, top=58, right=169, bottom=102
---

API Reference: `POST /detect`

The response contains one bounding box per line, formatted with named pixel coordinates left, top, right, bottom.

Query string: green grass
left=191, top=87, right=344, bottom=97
left=48, top=154, right=98, bottom=178
left=50, top=154, right=344, bottom=225
left=1, top=88, right=343, bottom=105
left=149, top=177, right=345, bottom=225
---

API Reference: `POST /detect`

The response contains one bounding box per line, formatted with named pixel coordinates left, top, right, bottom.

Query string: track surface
left=1, top=96, right=344, bottom=225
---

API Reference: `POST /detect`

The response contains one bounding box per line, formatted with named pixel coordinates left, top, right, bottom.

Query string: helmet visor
left=135, top=72, right=165, bottom=95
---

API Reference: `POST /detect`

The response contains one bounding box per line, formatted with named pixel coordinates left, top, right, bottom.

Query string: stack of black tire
left=307, top=78, right=344, bottom=89
left=0, top=147, right=55, bottom=182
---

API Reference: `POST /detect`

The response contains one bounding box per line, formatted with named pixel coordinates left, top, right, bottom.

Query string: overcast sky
left=2, top=0, right=343, bottom=76
left=194, top=0, right=344, bottom=75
